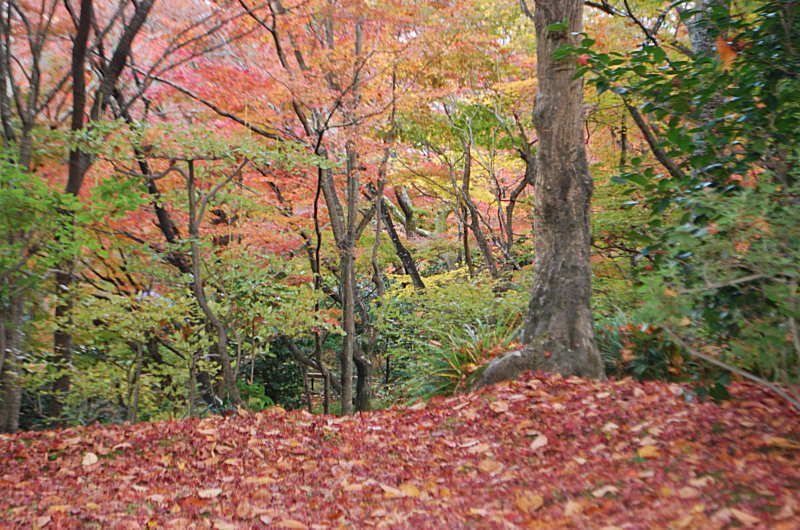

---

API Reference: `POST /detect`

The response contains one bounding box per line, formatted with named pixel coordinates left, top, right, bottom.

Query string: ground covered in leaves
left=1, top=373, right=799, bottom=529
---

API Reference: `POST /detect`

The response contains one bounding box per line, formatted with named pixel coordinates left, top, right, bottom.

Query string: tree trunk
left=339, top=246, right=356, bottom=415
left=473, top=0, right=604, bottom=388
left=51, top=0, right=93, bottom=426
left=394, top=185, right=417, bottom=235
left=52, top=0, right=155, bottom=423
left=126, top=342, right=144, bottom=423
left=380, top=200, right=425, bottom=290
left=505, top=149, right=535, bottom=258
left=354, top=348, right=372, bottom=412
left=186, top=161, right=241, bottom=405
left=0, top=291, right=24, bottom=432
left=461, top=144, right=498, bottom=278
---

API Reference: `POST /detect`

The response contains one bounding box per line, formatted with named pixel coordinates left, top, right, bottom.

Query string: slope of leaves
left=1, top=373, right=798, bottom=528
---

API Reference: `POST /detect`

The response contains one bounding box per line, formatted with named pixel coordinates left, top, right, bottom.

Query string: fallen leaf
left=592, top=485, right=619, bottom=498
left=478, top=458, right=504, bottom=474
left=489, top=400, right=509, bottom=413
left=342, top=480, right=364, bottom=492
left=467, top=443, right=491, bottom=454
left=276, top=519, right=307, bottom=529
left=530, top=435, right=548, bottom=452
left=678, top=487, right=700, bottom=499
left=198, top=488, right=222, bottom=499
left=602, top=422, right=619, bottom=433
left=564, top=500, right=583, bottom=516
left=380, top=483, right=404, bottom=498
left=515, top=492, right=544, bottom=513
left=244, top=476, right=276, bottom=485
left=637, top=445, right=660, bottom=459
left=764, top=436, right=800, bottom=450
left=399, top=483, right=421, bottom=497
left=689, top=476, right=714, bottom=487
left=729, top=508, right=760, bottom=525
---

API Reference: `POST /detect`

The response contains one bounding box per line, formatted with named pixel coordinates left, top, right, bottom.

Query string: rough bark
left=473, top=0, right=604, bottom=388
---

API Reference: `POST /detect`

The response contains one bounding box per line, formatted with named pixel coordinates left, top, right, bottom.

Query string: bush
left=597, top=310, right=731, bottom=401
left=375, top=268, right=527, bottom=401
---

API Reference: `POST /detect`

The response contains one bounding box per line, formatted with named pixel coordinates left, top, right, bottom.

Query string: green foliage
left=247, top=341, right=305, bottom=410
left=376, top=268, right=527, bottom=401
left=0, top=156, right=80, bottom=296
left=597, top=310, right=732, bottom=402
left=571, top=0, right=800, bottom=386
left=402, top=313, right=523, bottom=400
left=237, top=380, right=275, bottom=411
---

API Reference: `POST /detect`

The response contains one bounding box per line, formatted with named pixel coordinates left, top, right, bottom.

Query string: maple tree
left=0, top=0, right=799, bottom=524
left=0, top=0, right=796, bottom=485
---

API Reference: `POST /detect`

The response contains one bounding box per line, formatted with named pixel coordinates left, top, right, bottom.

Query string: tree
left=474, top=0, right=604, bottom=387
left=50, top=0, right=157, bottom=424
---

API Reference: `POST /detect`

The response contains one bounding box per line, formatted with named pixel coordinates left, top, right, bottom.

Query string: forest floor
left=1, top=372, right=798, bottom=529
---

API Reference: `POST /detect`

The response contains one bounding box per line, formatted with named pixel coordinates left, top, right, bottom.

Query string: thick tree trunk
left=473, top=0, right=604, bottom=388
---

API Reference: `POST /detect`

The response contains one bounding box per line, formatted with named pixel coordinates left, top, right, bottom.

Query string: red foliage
left=1, top=373, right=798, bottom=528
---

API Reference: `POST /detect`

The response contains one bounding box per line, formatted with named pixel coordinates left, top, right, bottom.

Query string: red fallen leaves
left=0, top=372, right=798, bottom=528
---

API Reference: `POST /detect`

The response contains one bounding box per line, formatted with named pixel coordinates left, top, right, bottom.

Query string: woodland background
left=0, top=0, right=799, bottom=433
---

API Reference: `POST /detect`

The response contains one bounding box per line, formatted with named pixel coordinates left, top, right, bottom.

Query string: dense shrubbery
left=573, top=0, right=800, bottom=394
left=375, top=269, right=528, bottom=401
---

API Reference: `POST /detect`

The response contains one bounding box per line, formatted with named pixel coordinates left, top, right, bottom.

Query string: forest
left=0, top=0, right=798, bottom=526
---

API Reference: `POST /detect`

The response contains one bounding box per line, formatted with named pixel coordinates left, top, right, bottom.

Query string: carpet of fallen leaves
left=1, top=372, right=799, bottom=529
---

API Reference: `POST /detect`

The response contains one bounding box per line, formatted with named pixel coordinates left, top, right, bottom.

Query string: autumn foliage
left=1, top=373, right=798, bottom=528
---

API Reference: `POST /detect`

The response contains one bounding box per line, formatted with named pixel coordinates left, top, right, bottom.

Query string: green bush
left=571, top=0, right=800, bottom=388
left=375, top=268, right=527, bottom=401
